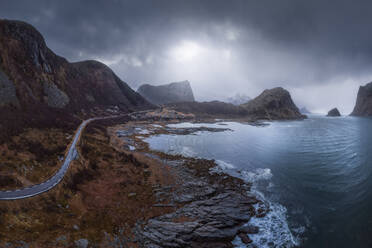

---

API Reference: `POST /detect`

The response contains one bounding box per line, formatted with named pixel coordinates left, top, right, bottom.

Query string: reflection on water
left=145, top=115, right=372, bottom=247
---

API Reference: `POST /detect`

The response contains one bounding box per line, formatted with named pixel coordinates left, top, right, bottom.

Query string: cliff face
left=351, top=82, right=372, bottom=116
left=241, top=87, right=305, bottom=120
left=0, top=19, right=151, bottom=113
left=168, top=87, right=304, bottom=120
left=0, top=19, right=152, bottom=141
left=137, top=80, right=195, bottom=105
left=327, top=108, right=341, bottom=117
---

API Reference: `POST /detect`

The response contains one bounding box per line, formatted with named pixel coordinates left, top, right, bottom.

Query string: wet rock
left=128, top=192, right=137, bottom=198
left=238, top=233, right=252, bottom=244
left=139, top=191, right=256, bottom=247
left=55, top=235, right=68, bottom=246
left=238, top=224, right=259, bottom=234
left=74, top=239, right=88, bottom=248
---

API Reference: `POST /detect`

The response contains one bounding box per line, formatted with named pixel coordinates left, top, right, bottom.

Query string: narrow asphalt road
left=0, top=113, right=139, bottom=200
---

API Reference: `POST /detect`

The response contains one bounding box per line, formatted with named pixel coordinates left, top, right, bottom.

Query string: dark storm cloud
left=1, top=0, right=372, bottom=113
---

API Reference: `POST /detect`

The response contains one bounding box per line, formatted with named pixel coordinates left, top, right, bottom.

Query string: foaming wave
left=241, top=168, right=273, bottom=182
left=179, top=146, right=196, bottom=157
left=216, top=160, right=235, bottom=170
left=233, top=168, right=301, bottom=248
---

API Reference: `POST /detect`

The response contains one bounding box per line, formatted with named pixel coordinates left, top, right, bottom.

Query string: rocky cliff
left=137, top=80, right=195, bottom=105
left=241, top=87, right=305, bottom=120
left=0, top=19, right=152, bottom=140
left=327, top=108, right=341, bottom=117
left=351, top=82, right=372, bottom=116
left=168, top=87, right=304, bottom=120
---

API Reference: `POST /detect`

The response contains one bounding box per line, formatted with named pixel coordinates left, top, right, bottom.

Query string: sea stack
left=240, top=87, right=306, bottom=120
left=327, top=108, right=341, bottom=117
left=351, top=82, right=372, bottom=116
left=137, top=80, right=195, bottom=105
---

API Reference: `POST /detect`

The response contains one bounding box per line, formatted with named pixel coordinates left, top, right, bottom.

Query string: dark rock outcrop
left=241, top=87, right=305, bottom=120
left=137, top=81, right=195, bottom=105
left=0, top=69, right=19, bottom=107
left=327, top=108, right=341, bottom=117
left=351, top=82, right=372, bottom=116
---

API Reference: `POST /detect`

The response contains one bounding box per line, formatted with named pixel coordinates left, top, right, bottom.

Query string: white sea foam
left=233, top=168, right=300, bottom=248
left=241, top=168, right=273, bottom=182
left=216, top=160, right=235, bottom=170
left=179, top=146, right=196, bottom=157
left=233, top=202, right=300, bottom=248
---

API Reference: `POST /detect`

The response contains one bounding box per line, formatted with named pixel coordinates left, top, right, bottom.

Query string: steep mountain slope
left=137, top=80, right=195, bottom=105
left=0, top=19, right=152, bottom=140
left=241, top=87, right=305, bottom=120
left=351, top=82, right=372, bottom=116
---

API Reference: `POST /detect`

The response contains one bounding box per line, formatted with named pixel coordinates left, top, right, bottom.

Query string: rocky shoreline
left=111, top=120, right=268, bottom=247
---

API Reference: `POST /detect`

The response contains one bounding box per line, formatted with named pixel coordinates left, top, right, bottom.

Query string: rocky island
left=327, top=108, right=341, bottom=117
left=241, top=87, right=305, bottom=120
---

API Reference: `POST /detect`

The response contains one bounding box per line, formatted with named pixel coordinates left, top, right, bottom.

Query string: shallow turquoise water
left=145, top=115, right=372, bottom=247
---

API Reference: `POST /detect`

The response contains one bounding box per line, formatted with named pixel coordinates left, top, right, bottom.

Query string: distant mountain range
left=225, top=93, right=251, bottom=105
left=137, top=80, right=195, bottom=105
left=168, top=87, right=306, bottom=120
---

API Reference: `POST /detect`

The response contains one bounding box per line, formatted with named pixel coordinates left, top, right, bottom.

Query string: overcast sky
left=1, top=0, right=372, bottom=113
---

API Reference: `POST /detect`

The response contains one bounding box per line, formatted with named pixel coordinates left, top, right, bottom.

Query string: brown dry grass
left=0, top=119, right=178, bottom=247
left=0, top=128, right=73, bottom=190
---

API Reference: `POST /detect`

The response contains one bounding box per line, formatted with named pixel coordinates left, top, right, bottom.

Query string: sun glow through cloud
left=169, top=40, right=203, bottom=62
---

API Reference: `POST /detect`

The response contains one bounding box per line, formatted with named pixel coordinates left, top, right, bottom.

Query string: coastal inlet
left=126, top=115, right=372, bottom=248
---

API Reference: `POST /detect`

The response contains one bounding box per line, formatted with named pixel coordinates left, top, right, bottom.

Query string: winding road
left=0, top=113, right=136, bottom=200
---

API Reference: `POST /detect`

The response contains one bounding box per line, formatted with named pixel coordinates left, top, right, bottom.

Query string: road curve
left=0, top=114, right=131, bottom=200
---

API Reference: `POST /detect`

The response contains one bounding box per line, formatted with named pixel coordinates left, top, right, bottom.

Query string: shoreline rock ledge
left=351, top=82, right=372, bottom=116
left=327, top=108, right=341, bottom=117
